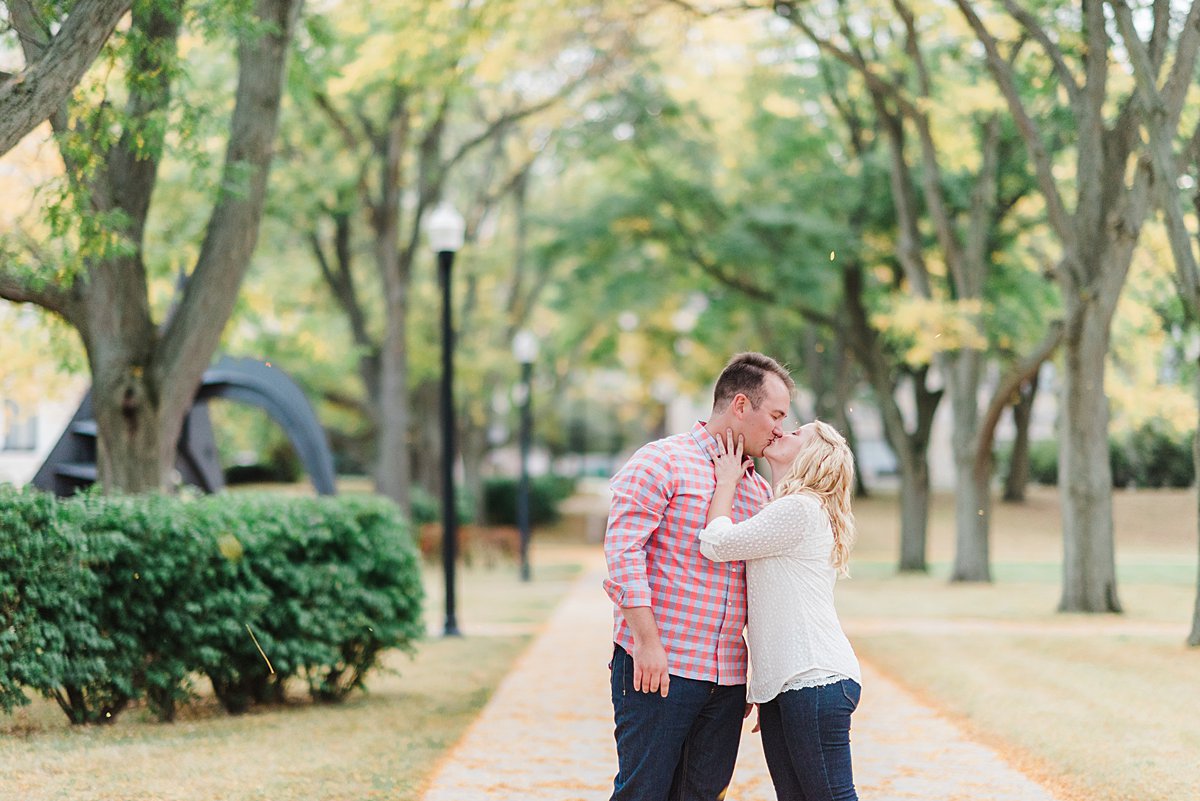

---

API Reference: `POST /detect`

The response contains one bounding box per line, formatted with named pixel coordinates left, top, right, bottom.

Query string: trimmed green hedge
left=482, top=475, right=577, bottom=527
left=1015, top=423, right=1195, bottom=489
left=409, top=485, right=475, bottom=526
left=0, top=487, right=423, bottom=723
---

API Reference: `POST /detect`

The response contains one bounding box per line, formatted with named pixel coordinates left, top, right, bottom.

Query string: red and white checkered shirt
left=603, top=421, right=772, bottom=685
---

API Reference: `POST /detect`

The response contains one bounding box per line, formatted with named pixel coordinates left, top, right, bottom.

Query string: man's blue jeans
left=757, top=679, right=861, bottom=801
left=609, top=644, right=746, bottom=801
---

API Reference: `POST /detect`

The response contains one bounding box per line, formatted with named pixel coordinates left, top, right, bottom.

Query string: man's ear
left=731, top=393, right=747, bottom=418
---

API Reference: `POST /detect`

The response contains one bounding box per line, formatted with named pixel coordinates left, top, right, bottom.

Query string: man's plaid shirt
left=603, top=421, right=772, bottom=685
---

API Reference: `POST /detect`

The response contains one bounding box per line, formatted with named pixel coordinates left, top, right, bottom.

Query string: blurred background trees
left=4, top=0, right=1200, bottom=634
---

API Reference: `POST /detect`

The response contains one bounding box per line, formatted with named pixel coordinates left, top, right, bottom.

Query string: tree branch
left=788, top=11, right=917, bottom=118
left=662, top=200, right=837, bottom=328
left=444, top=48, right=616, bottom=172
left=309, top=90, right=377, bottom=208
left=952, top=0, right=1074, bottom=249
left=0, top=0, right=131, bottom=156
left=974, top=318, right=1065, bottom=478
left=321, top=388, right=372, bottom=418
left=999, top=0, right=1081, bottom=107
left=965, top=115, right=1001, bottom=297
left=0, top=264, right=75, bottom=320
left=445, top=95, right=554, bottom=172
left=1154, top=0, right=1200, bottom=130
left=157, top=0, right=302, bottom=417
left=1184, top=116, right=1200, bottom=173
left=891, top=0, right=932, bottom=97
left=108, top=0, right=183, bottom=242
left=1148, top=0, right=1171, bottom=70
left=894, top=0, right=968, bottom=294
left=309, top=210, right=374, bottom=352
left=312, top=89, right=361, bottom=151
left=784, top=10, right=936, bottom=296
left=1110, top=0, right=1200, bottom=307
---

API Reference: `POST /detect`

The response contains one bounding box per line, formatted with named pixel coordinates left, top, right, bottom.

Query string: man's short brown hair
left=712, top=352, right=795, bottom=412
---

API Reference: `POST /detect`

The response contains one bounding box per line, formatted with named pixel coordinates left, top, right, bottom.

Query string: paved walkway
left=419, top=555, right=1066, bottom=801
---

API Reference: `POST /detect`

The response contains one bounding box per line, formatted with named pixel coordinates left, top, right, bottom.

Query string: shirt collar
left=690, top=421, right=758, bottom=475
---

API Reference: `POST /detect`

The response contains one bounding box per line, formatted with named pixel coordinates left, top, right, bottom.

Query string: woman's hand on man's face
left=713, top=428, right=749, bottom=486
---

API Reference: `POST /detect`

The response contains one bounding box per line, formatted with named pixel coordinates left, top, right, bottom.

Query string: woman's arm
left=700, top=494, right=823, bottom=562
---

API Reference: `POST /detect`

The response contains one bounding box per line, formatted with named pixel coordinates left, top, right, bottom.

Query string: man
left=604, top=352, right=795, bottom=801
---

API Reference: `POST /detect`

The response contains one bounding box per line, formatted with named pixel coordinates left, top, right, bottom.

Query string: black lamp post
left=512, top=329, right=539, bottom=582
left=427, top=202, right=466, bottom=637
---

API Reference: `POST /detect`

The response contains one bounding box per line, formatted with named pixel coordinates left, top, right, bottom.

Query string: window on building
left=2, top=400, right=38, bottom=452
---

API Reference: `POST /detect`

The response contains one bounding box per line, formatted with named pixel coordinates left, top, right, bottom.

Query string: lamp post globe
left=426, top=202, right=466, bottom=637
left=427, top=202, right=466, bottom=253
left=512, top=330, right=539, bottom=582
left=513, top=329, right=539, bottom=365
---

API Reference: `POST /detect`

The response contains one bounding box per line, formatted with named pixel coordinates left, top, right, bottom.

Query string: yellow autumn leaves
left=872, top=296, right=987, bottom=364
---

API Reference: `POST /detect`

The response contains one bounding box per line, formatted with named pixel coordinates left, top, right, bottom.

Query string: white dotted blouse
left=699, top=492, right=861, bottom=704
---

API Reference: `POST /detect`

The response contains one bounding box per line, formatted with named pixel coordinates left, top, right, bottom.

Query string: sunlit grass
left=839, top=486, right=1200, bottom=801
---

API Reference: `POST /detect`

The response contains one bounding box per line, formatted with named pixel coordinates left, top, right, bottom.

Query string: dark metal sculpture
left=31, top=356, right=336, bottom=496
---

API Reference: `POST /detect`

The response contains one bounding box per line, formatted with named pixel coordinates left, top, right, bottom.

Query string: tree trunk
left=1105, top=0, right=1200, bottom=638
left=896, top=451, right=930, bottom=571
left=1003, top=372, right=1039, bottom=502
left=159, top=0, right=299, bottom=484
left=1191, top=389, right=1200, bottom=645
left=461, top=418, right=488, bottom=528
left=375, top=299, right=410, bottom=509
left=801, top=327, right=867, bottom=493
left=950, top=347, right=991, bottom=581
left=874, top=372, right=938, bottom=575
left=842, top=263, right=937, bottom=570
left=958, top=319, right=1064, bottom=580
left=955, top=456, right=992, bottom=581
left=370, top=94, right=413, bottom=512
left=1058, top=294, right=1122, bottom=613
left=85, top=236, right=163, bottom=492
left=8, top=0, right=180, bottom=494
left=114, top=0, right=297, bottom=493
left=92, top=355, right=167, bottom=493
left=802, top=326, right=838, bottom=422
left=412, top=380, right=442, bottom=496
left=309, top=206, right=381, bottom=454
left=1191, top=526, right=1200, bottom=645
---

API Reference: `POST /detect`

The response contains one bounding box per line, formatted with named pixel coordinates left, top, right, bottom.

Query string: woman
left=700, top=421, right=861, bottom=801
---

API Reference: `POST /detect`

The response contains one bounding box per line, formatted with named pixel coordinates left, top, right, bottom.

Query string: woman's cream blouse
left=699, top=493, right=860, bottom=704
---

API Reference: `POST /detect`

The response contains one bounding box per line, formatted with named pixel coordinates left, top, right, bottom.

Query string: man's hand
left=621, top=606, right=671, bottom=697
left=631, top=640, right=671, bottom=696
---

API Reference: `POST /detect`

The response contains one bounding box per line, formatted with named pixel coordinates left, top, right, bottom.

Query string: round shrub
left=0, top=486, right=109, bottom=720
left=482, top=475, right=577, bottom=526
left=0, top=488, right=425, bottom=722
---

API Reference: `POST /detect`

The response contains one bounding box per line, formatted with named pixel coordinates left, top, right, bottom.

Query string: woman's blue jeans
left=609, top=645, right=746, bottom=801
left=757, top=679, right=861, bottom=801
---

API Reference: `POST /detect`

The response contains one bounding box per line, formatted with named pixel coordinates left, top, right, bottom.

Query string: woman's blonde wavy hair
left=774, top=420, right=857, bottom=577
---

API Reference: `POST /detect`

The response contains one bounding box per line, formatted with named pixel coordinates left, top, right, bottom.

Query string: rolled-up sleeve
left=602, top=445, right=672, bottom=608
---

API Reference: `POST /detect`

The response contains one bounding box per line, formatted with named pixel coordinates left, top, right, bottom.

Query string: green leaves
left=0, top=487, right=425, bottom=722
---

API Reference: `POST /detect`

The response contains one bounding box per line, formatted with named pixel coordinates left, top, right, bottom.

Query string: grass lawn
left=0, top=539, right=587, bottom=801
left=840, top=485, right=1200, bottom=801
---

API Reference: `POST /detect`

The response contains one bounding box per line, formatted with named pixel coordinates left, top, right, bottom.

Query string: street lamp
left=427, top=202, right=466, bottom=637
left=512, top=329, right=539, bottom=582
